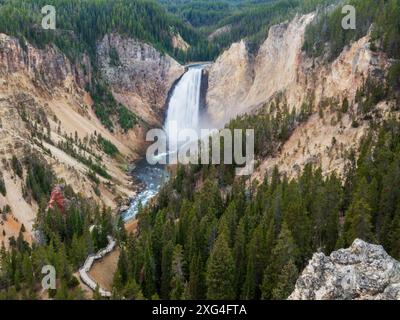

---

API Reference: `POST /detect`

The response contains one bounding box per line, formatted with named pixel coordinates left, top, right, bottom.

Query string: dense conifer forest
left=0, top=0, right=210, bottom=62
left=1, top=0, right=400, bottom=300
left=303, top=0, right=400, bottom=61
left=109, top=115, right=400, bottom=299
left=0, top=0, right=337, bottom=63
left=0, top=152, right=124, bottom=299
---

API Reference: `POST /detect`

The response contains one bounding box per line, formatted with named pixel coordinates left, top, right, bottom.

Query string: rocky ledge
left=289, top=239, right=400, bottom=300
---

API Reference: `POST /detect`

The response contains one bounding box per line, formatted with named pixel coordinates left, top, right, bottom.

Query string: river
left=122, top=64, right=205, bottom=221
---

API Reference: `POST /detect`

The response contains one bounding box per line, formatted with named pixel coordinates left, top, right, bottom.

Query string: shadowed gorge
left=0, top=0, right=400, bottom=303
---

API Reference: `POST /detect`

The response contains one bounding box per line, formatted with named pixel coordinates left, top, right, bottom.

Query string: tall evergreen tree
left=170, top=245, right=186, bottom=300
left=271, top=259, right=298, bottom=300
left=344, top=178, right=375, bottom=244
left=206, top=233, right=235, bottom=300
left=160, top=241, right=174, bottom=299
left=186, top=253, right=205, bottom=299
left=261, top=222, right=298, bottom=299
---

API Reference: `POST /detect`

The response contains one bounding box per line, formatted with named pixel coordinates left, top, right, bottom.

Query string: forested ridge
left=0, top=0, right=211, bottom=62
left=110, top=73, right=400, bottom=300
left=304, top=0, right=400, bottom=61
left=111, top=113, right=400, bottom=300
left=206, top=0, right=334, bottom=53
left=0, top=152, right=125, bottom=299
left=0, top=0, right=338, bottom=63
left=1, top=0, right=400, bottom=301
left=158, top=0, right=338, bottom=54
left=6, top=0, right=397, bottom=65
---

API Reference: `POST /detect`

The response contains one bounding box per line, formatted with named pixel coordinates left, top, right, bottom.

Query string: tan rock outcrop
left=97, top=33, right=184, bottom=126
left=206, top=13, right=390, bottom=180
left=206, top=14, right=315, bottom=126
left=0, top=32, right=184, bottom=240
left=207, top=13, right=388, bottom=122
left=289, top=239, right=400, bottom=300
left=206, top=40, right=253, bottom=126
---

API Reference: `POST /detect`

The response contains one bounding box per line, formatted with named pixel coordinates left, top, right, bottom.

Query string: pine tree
left=160, top=241, right=173, bottom=299
left=378, top=160, right=400, bottom=247
left=113, top=248, right=129, bottom=293
left=206, top=233, right=235, bottom=300
left=271, top=259, right=298, bottom=300
left=344, top=178, right=374, bottom=244
left=21, top=254, right=34, bottom=291
left=241, top=215, right=274, bottom=300
left=282, top=181, right=311, bottom=261
left=260, top=222, right=298, bottom=300
left=187, top=253, right=205, bottom=299
left=233, top=219, right=246, bottom=298
left=217, top=201, right=237, bottom=248
left=123, top=279, right=144, bottom=300
left=390, top=206, right=400, bottom=260
left=170, top=245, right=186, bottom=300
left=142, top=243, right=156, bottom=299
left=241, top=242, right=256, bottom=300
left=347, top=198, right=374, bottom=244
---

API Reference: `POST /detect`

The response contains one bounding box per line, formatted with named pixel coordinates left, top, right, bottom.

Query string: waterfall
left=165, top=66, right=203, bottom=154
left=123, top=65, right=204, bottom=222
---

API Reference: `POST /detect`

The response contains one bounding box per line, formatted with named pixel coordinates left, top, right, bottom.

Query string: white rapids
left=123, top=65, right=205, bottom=221
left=164, top=66, right=204, bottom=154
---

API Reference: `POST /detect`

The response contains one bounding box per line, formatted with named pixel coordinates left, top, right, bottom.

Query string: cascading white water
left=165, top=66, right=203, bottom=154
left=123, top=65, right=204, bottom=221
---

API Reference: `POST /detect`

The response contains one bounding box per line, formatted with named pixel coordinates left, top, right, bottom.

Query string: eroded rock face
left=289, top=239, right=400, bottom=300
left=206, top=14, right=315, bottom=126
left=0, top=33, right=91, bottom=90
left=206, top=13, right=388, bottom=125
left=207, top=12, right=390, bottom=180
left=97, top=33, right=184, bottom=125
left=245, top=13, right=315, bottom=109
left=206, top=39, right=253, bottom=126
left=1, top=32, right=184, bottom=238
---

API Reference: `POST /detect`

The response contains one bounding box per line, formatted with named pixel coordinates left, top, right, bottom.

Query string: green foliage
left=111, top=112, right=400, bottom=300
left=109, top=47, right=121, bottom=67
left=341, top=97, right=349, bottom=113
left=90, top=83, right=139, bottom=133
left=159, top=0, right=232, bottom=28
left=0, top=0, right=207, bottom=62
left=372, top=0, right=400, bottom=59
left=261, top=223, right=298, bottom=299
left=388, top=61, right=400, bottom=94
left=227, top=97, right=308, bottom=159
left=0, top=177, right=116, bottom=298
left=170, top=244, right=186, bottom=299
left=11, top=155, right=23, bottom=178
left=0, top=171, right=6, bottom=196
left=271, top=259, right=298, bottom=299
left=344, top=179, right=375, bottom=244
left=24, top=153, right=55, bottom=203
left=206, top=234, right=235, bottom=299
left=204, top=0, right=332, bottom=54
left=118, top=106, right=139, bottom=133
left=97, top=135, right=119, bottom=157
left=56, top=137, right=111, bottom=179
left=304, top=0, right=400, bottom=61
left=355, top=77, right=388, bottom=116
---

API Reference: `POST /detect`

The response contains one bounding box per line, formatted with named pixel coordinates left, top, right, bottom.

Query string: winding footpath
left=79, top=235, right=116, bottom=298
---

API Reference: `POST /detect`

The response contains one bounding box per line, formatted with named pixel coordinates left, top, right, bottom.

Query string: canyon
left=2, top=10, right=384, bottom=244
left=206, top=13, right=392, bottom=181
left=0, top=5, right=398, bottom=300
left=0, top=32, right=183, bottom=246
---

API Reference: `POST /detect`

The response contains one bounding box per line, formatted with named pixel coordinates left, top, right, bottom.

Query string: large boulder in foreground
left=289, top=239, right=400, bottom=300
